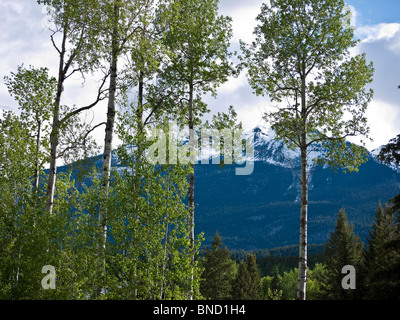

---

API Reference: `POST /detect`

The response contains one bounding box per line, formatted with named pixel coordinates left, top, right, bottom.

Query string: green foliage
left=378, top=134, right=400, bottom=167
left=159, top=0, right=238, bottom=123
left=276, top=263, right=327, bottom=300
left=103, top=100, right=204, bottom=299
left=0, top=117, right=200, bottom=300
left=2, top=0, right=398, bottom=302
left=203, top=105, right=243, bottom=168
left=4, top=65, right=56, bottom=192
left=4, top=64, right=55, bottom=130
left=103, top=163, right=203, bottom=299
left=240, top=0, right=374, bottom=300
left=0, top=166, right=99, bottom=299
left=0, top=111, right=36, bottom=193
left=38, top=0, right=105, bottom=73
left=0, top=111, right=43, bottom=299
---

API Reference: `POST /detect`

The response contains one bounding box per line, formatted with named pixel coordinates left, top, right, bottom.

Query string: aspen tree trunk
left=97, top=3, right=119, bottom=296
left=46, top=30, right=66, bottom=215
left=161, top=211, right=170, bottom=299
left=297, top=144, right=308, bottom=300
left=133, top=71, right=144, bottom=300
left=136, top=70, right=144, bottom=163
left=297, top=72, right=308, bottom=300
left=46, top=124, right=58, bottom=214
left=32, top=120, right=42, bottom=196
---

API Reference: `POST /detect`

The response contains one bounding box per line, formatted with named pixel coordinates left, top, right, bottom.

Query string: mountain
left=193, top=126, right=400, bottom=250
left=57, top=126, right=400, bottom=251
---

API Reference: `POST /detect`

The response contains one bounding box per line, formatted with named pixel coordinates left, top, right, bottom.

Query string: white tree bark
left=297, top=74, right=308, bottom=300
left=97, top=2, right=119, bottom=296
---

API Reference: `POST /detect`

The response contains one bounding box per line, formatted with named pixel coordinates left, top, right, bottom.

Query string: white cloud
left=2, top=0, right=400, bottom=153
left=0, top=1, right=55, bottom=110
left=218, top=72, right=247, bottom=95
left=364, top=100, right=400, bottom=149
left=334, top=21, right=400, bottom=149
left=2, top=2, right=24, bottom=15
left=356, top=23, right=400, bottom=45
left=351, top=22, right=400, bottom=150
left=224, top=4, right=400, bottom=150
left=229, top=2, right=264, bottom=43
left=236, top=99, right=268, bottom=132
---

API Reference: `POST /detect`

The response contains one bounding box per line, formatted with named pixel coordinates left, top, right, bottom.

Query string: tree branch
left=286, top=157, right=301, bottom=183
left=306, top=129, right=357, bottom=148
left=57, top=122, right=106, bottom=159
left=51, top=32, right=62, bottom=55
left=143, top=92, right=173, bottom=127
left=59, top=72, right=110, bottom=125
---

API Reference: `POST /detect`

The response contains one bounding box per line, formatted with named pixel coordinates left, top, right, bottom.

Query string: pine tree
left=230, top=261, right=251, bottom=300
left=231, top=254, right=262, bottom=300
left=320, top=209, right=364, bottom=299
left=266, top=267, right=283, bottom=300
left=246, top=254, right=263, bottom=300
left=363, top=203, right=400, bottom=299
left=200, top=233, right=236, bottom=300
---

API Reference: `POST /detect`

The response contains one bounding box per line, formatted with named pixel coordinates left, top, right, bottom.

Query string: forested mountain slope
left=58, top=126, right=400, bottom=250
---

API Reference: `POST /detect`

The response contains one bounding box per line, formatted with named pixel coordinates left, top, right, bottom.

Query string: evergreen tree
left=319, top=209, right=364, bottom=299
left=266, top=267, right=283, bottom=300
left=231, top=254, right=262, bottom=300
left=230, top=261, right=251, bottom=300
left=246, top=254, right=263, bottom=300
left=363, top=203, right=400, bottom=299
left=200, top=233, right=236, bottom=300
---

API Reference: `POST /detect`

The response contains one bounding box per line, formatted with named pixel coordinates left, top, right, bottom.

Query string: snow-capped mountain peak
left=245, top=126, right=324, bottom=169
left=245, top=126, right=400, bottom=173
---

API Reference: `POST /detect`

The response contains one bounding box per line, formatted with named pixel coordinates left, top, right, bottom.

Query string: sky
left=0, top=0, right=399, bottom=152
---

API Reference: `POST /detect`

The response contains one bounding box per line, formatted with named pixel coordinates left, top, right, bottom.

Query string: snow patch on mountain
left=371, top=145, right=400, bottom=173
left=246, top=126, right=324, bottom=169
left=108, top=125, right=399, bottom=174
left=246, top=125, right=400, bottom=173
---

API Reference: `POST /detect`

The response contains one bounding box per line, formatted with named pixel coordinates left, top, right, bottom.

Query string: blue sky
left=346, top=0, right=400, bottom=25
left=0, top=0, right=399, bottom=151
